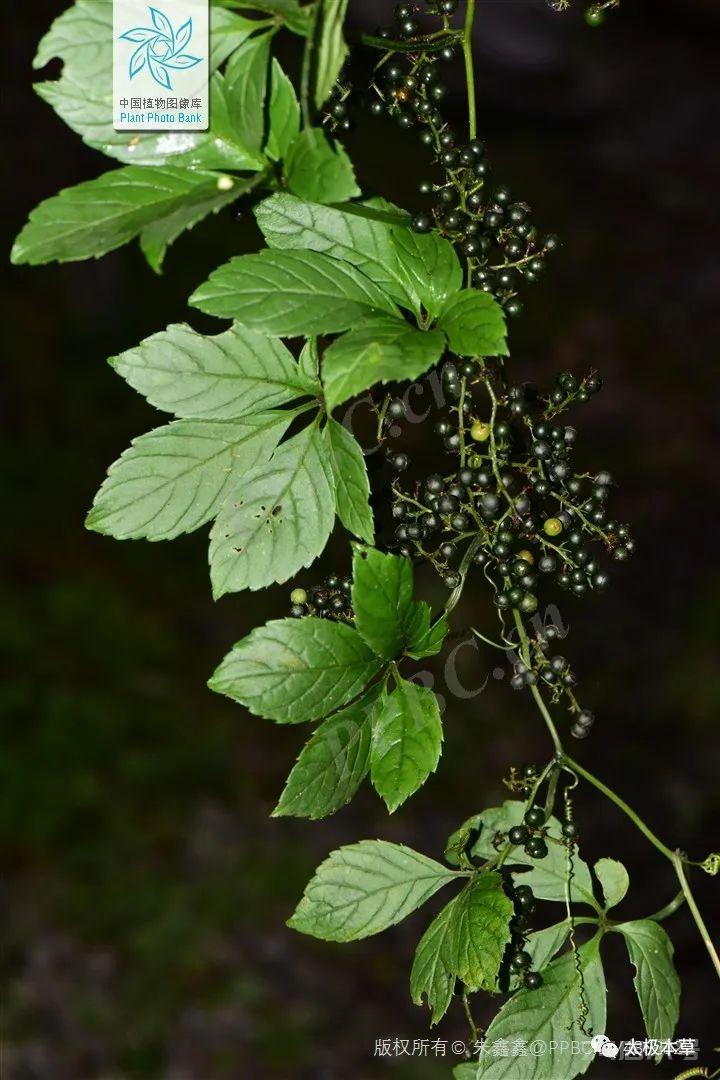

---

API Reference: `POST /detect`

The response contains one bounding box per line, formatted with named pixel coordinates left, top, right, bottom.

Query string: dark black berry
left=508, top=825, right=529, bottom=845
left=524, top=806, right=545, bottom=828
left=510, top=950, right=532, bottom=971
left=526, top=837, right=548, bottom=859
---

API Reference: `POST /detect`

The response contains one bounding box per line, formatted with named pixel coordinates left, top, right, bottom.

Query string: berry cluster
left=361, top=6, right=557, bottom=313
left=288, top=577, right=353, bottom=621
left=509, top=882, right=543, bottom=990
left=322, top=82, right=355, bottom=136
left=382, top=359, right=634, bottom=740
left=387, top=361, right=633, bottom=597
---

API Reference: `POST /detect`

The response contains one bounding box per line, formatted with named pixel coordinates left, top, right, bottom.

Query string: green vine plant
left=13, top=0, right=718, bottom=1076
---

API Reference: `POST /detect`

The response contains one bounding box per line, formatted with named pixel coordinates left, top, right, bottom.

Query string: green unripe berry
left=290, top=588, right=308, bottom=605
left=470, top=421, right=491, bottom=442
left=543, top=517, right=563, bottom=537
left=585, top=6, right=605, bottom=26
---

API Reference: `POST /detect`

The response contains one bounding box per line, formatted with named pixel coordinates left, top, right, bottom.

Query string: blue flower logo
left=119, top=6, right=202, bottom=91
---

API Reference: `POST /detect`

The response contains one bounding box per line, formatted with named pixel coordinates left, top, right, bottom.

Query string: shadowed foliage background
left=3, top=0, right=719, bottom=1076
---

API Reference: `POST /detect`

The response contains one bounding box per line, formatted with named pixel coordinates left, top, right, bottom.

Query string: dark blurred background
left=3, top=1, right=719, bottom=1077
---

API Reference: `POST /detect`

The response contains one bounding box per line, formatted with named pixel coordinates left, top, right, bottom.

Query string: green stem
left=462, top=990, right=479, bottom=1045
left=462, top=0, right=478, bottom=141
left=672, top=853, right=720, bottom=982
left=445, top=534, right=484, bottom=616
left=300, top=1, right=320, bottom=127
left=359, top=30, right=462, bottom=53
left=647, top=889, right=686, bottom=923
left=563, top=754, right=675, bottom=862
left=512, top=611, right=564, bottom=756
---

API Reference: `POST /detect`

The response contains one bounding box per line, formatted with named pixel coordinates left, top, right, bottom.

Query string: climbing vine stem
left=672, top=853, right=720, bottom=982
left=463, top=0, right=478, bottom=141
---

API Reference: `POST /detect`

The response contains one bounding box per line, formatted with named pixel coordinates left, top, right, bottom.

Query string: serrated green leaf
left=12, top=166, right=242, bottom=266
left=210, top=616, right=383, bottom=723
left=351, top=546, right=414, bottom=660
left=110, top=322, right=315, bottom=420
left=285, top=128, right=360, bottom=204
left=265, top=59, right=301, bottom=161
left=438, top=289, right=508, bottom=358
left=255, top=193, right=416, bottom=311
left=390, top=226, right=463, bottom=319
left=315, top=0, right=349, bottom=108
left=139, top=174, right=249, bottom=274
left=86, top=413, right=291, bottom=541
left=470, top=801, right=597, bottom=908
left=594, top=857, right=629, bottom=910
left=191, top=250, right=399, bottom=335
left=406, top=613, right=449, bottom=660
left=467, top=938, right=607, bottom=1080
left=322, top=316, right=446, bottom=410
left=370, top=678, right=442, bottom=813
left=325, top=421, right=374, bottom=544
left=272, top=685, right=382, bottom=820
left=298, top=338, right=321, bottom=391
left=209, top=7, right=260, bottom=70
left=289, top=839, right=458, bottom=942
left=224, top=33, right=271, bottom=155
left=33, top=3, right=265, bottom=170
left=410, top=895, right=459, bottom=1025
left=208, top=420, right=336, bottom=596
left=449, top=871, right=513, bottom=991
left=615, top=920, right=680, bottom=1042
